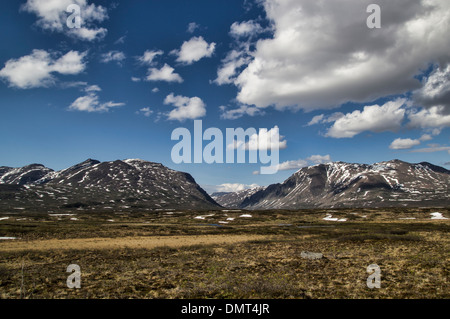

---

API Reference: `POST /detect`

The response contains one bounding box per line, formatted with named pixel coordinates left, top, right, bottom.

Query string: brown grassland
left=0, top=207, right=448, bottom=299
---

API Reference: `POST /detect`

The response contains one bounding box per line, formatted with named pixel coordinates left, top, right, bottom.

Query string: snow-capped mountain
left=211, top=186, right=266, bottom=208
left=237, top=160, right=450, bottom=209
left=0, top=159, right=220, bottom=211
left=0, top=164, right=53, bottom=185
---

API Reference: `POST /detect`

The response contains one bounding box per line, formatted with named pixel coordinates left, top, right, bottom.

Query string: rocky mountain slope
left=212, top=186, right=266, bottom=208
left=0, top=159, right=220, bottom=212
left=235, top=160, right=449, bottom=209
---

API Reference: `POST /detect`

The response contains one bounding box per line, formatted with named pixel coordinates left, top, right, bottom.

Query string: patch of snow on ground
left=430, top=212, right=448, bottom=220
left=239, top=214, right=252, bottom=218
left=49, top=213, right=76, bottom=216
left=0, top=237, right=16, bottom=240
left=0, top=217, right=10, bottom=221
left=323, top=214, right=347, bottom=222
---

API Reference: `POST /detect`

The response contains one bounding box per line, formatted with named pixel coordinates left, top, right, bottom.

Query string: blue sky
left=0, top=0, right=449, bottom=193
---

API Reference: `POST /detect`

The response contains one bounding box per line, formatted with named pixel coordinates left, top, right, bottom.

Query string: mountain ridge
left=235, top=159, right=449, bottom=209
left=0, top=158, right=221, bottom=211
left=1, top=158, right=448, bottom=211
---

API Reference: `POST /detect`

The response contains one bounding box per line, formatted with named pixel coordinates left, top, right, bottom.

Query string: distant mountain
left=234, top=160, right=449, bottom=209
left=0, top=164, right=53, bottom=185
left=212, top=186, right=267, bottom=208
left=0, top=159, right=220, bottom=212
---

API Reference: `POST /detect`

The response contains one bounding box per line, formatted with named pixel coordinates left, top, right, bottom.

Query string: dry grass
left=0, top=208, right=448, bottom=299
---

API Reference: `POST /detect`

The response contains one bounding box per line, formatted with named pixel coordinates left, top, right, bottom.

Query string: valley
left=0, top=207, right=448, bottom=299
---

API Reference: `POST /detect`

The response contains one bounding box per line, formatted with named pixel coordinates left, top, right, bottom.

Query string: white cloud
left=274, top=159, right=308, bottom=171
left=187, top=22, right=200, bottom=33
left=419, top=134, right=433, bottom=142
left=100, top=51, right=126, bottom=65
left=68, top=27, right=107, bottom=41
left=270, top=154, right=332, bottom=171
left=410, top=145, right=450, bottom=153
left=325, top=99, right=407, bottom=138
left=229, top=20, right=263, bottom=38
left=22, top=0, right=108, bottom=41
left=219, top=104, right=265, bottom=120
left=137, top=107, right=153, bottom=117
left=213, top=183, right=260, bottom=193
left=407, top=105, right=450, bottom=129
left=0, top=49, right=86, bottom=89
left=230, top=0, right=450, bottom=111
left=68, top=89, right=124, bottom=113
left=146, top=64, right=183, bottom=83
left=228, top=126, right=287, bottom=151
left=306, top=155, right=332, bottom=164
left=307, top=114, right=325, bottom=126
left=214, top=49, right=251, bottom=85
left=307, top=112, right=344, bottom=126
left=131, top=77, right=141, bottom=82
left=138, top=50, right=163, bottom=65
left=84, top=84, right=101, bottom=92
left=164, top=93, right=206, bottom=121
left=173, top=36, right=216, bottom=65
left=413, top=64, right=450, bottom=112
left=151, top=87, right=159, bottom=93
left=389, top=138, right=421, bottom=150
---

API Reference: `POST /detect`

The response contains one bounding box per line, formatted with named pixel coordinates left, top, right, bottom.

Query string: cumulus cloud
left=164, top=93, right=206, bottom=121
left=21, top=0, right=108, bottom=41
left=270, top=155, right=332, bottom=171
left=68, top=89, right=124, bottom=113
left=227, top=126, right=287, bottom=151
left=227, top=0, right=450, bottom=111
left=389, top=138, right=421, bottom=150
left=0, top=49, right=86, bottom=89
left=100, top=51, right=126, bottom=65
left=173, top=36, right=215, bottom=65
left=146, top=64, right=183, bottom=83
left=413, top=64, right=450, bottom=113
left=407, top=105, right=450, bottom=129
left=325, top=99, right=407, bottom=138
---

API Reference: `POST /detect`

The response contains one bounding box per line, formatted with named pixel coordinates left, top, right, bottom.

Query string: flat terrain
left=0, top=207, right=448, bottom=299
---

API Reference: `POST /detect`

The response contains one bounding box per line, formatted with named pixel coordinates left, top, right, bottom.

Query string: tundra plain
left=0, top=208, right=448, bottom=299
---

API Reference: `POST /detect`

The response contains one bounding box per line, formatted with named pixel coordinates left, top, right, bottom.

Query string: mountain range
left=214, top=160, right=450, bottom=209
left=0, top=159, right=219, bottom=212
left=0, top=159, right=448, bottom=212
